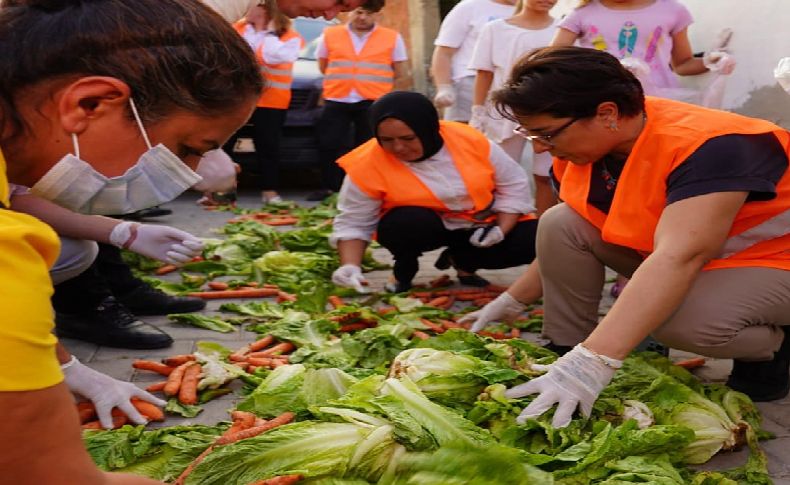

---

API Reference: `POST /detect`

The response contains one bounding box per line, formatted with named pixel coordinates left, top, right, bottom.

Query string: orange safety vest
left=557, top=96, right=790, bottom=271
left=234, top=22, right=303, bottom=109
left=322, top=25, right=398, bottom=101
left=338, top=121, right=537, bottom=223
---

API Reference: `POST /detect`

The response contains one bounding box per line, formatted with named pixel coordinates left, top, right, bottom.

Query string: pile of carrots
left=227, top=211, right=299, bottom=227
left=133, top=355, right=203, bottom=405
left=174, top=411, right=296, bottom=485
left=411, top=317, right=520, bottom=341
left=228, top=335, right=296, bottom=373
left=328, top=309, right=379, bottom=332
left=78, top=398, right=165, bottom=430
left=410, top=281, right=508, bottom=308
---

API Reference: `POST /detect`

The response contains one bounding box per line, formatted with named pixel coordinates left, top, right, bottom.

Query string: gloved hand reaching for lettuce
left=331, top=263, right=369, bottom=293
left=504, top=344, right=622, bottom=427
left=62, top=356, right=166, bottom=429
left=109, top=221, right=203, bottom=265
left=458, top=291, right=526, bottom=332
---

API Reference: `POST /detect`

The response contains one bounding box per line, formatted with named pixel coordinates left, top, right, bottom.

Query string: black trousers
left=225, top=107, right=287, bottom=190
left=376, top=206, right=538, bottom=285
left=52, top=243, right=143, bottom=313
left=317, top=100, right=374, bottom=192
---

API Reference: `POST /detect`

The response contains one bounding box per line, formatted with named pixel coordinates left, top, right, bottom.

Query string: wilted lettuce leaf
left=168, top=313, right=236, bottom=333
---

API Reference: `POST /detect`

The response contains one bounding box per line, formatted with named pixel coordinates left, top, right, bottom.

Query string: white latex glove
left=191, top=149, right=238, bottom=192
left=433, top=84, right=456, bottom=108
left=62, top=356, right=166, bottom=429
left=775, top=57, right=790, bottom=94
left=110, top=221, right=204, bottom=265
left=703, top=51, right=736, bottom=75
left=469, top=105, right=489, bottom=133
left=459, top=291, right=526, bottom=333
left=469, top=225, right=505, bottom=248
left=504, top=344, right=621, bottom=428
left=332, top=264, right=369, bottom=293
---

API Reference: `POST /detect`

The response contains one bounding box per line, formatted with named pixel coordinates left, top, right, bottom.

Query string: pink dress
left=558, top=0, right=693, bottom=89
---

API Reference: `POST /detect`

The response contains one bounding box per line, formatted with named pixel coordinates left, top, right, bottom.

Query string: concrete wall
left=551, top=0, right=790, bottom=127
left=379, top=0, right=440, bottom=93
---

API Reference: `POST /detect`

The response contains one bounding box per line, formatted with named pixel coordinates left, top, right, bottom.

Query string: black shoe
left=118, top=206, right=173, bottom=220
left=385, top=280, right=412, bottom=293
left=306, top=189, right=334, bottom=202
left=543, top=342, right=573, bottom=356
left=726, top=327, right=790, bottom=402
left=434, top=248, right=452, bottom=270
left=56, top=297, right=173, bottom=349
left=117, top=284, right=206, bottom=316
left=458, top=274, right=490, bottom=287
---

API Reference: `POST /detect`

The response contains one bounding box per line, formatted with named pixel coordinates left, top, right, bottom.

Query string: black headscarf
left=369, top=91, right=444, bottom=162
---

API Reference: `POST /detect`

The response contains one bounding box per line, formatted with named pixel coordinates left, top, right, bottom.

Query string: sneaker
left=726, top=326, right=790, bottom=402
left=55, top=297, right=173, bottom=349
left=118, top=206, right=173, bottom=220
left=117, top=284, right=206, bottom=316
left=458, top=274, right=490, bottom=287
left=384, top=280, right=412, bottom=293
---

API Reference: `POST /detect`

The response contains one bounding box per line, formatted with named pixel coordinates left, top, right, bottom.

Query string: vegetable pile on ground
left=94, top=199, right=775, bottom=484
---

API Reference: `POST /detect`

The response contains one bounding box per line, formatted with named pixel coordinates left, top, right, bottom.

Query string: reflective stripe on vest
left=322, top=25, right=397, bottom=101
left=337, top=121, right=537, bottom=223
left=558, top=97, right=790, bottom=271
left=256, top=29, right=304, bottom=109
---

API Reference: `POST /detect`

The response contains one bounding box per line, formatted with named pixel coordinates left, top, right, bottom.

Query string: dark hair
left=492, top=46, right=644, bottom=122
left=0, top=0, right=263, bottom=135
left=359, top=0, right=385, bottom=13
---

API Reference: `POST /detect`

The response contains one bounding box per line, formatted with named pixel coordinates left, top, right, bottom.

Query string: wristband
left=578, top=343, right=623, bottom=370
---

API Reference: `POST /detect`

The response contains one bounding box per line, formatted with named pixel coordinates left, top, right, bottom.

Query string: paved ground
left=68, top=189, right=790, bottom=482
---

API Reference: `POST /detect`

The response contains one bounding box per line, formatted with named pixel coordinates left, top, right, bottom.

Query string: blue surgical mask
left=30, top=98, right=202, bottom=215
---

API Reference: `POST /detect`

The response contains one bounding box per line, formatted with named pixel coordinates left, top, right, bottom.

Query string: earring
left=609, top=122, right=619, bottom=131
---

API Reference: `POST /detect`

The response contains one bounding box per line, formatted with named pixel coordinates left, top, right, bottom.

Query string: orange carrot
left=529, top=308, right=544, bottom=317
left=164, top=362, right=194, bottom=397
left=178, top=363, right=202, bottom=405
left=262, top=217, right=299, bottom=226
left=440, top=319, right=464, bottom=330
left=174, top=445, right=215, bottom=485
left=155, top=264, right=178, bottom=275
left=479, top=330, right=508, bottom=339
left=675, top=357, right=706, bottom=370
left=438, top=295, right=455, bottom=310
left=419, top=318, right=445, bottom=334
left=377, top=306, right=396, bottom=315
left=146, top=381, right=167, bottom=392
left=246, top=357, right=274, bottom=367
left=473, top=297, right=493, bottom=307
left=426, top=296, right=450, bottom=308
left=77, top=402, right=96, bottom=424
left=187, top=288, right=280, bottom=299
left=215, top=412, right=295, bottom=445
left=410, top=291, right=433, bottom=298
left=253, top=342, right=295, bottom=357
left=412, top=330, right=430, bottom=340
left=249, top=335, right=276, bottom=352
left=263, top=283, right=280, bottom=289
left=208, top=281, right=230, bottom=291
left=132, top=360, right=175, bottom=376
left=276, top=291, right=297, bottom=303
left=454, top=292, right=490, bottom=301
left=131, top=398, right=164, bottom=421
left=230, top=411, right=257, bottom=427
left=243, top=281, right=260, bottom=288
left=190, top=256, right=205, bottom=263
left=510, top=328, right=521, bottom=339
left=229, top=345, right=251, bottom=362
left=163, top=354, right=197, bottom=367
left=429, top=274, right=451, bottom=288
left=338, top=323, right=368, bottom=332
left=327, top=295, right=345, bottom=309
left=248, top=475, right=304, bottom=485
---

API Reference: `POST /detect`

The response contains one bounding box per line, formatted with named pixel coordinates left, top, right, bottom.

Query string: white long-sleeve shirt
left=330, top=142, right=534, bottom=246
left=238, top=23, right=301, bottom=65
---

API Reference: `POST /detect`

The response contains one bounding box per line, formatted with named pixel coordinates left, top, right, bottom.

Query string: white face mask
left=30, top=98, right=203, bottom=215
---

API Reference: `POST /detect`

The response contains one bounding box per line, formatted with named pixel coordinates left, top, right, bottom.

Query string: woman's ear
left=57, top=76, right=131, bottom=135
left=594, top=101, right=620, bottom=126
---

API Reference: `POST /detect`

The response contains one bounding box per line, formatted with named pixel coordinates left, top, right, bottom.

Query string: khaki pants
left=538, top=203, right=790, bottom=361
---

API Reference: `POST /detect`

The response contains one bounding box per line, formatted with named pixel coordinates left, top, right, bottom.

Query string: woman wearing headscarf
left=330, top=91, right=537, bottom=293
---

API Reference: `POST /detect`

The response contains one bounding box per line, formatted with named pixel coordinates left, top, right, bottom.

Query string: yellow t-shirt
left=0, top=148, right=63, bottom=391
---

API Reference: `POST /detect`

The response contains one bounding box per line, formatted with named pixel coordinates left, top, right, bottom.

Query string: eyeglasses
left=513, top=117, right=579, bottom=147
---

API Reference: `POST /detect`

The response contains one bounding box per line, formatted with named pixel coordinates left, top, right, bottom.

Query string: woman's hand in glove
left=458, top=291, right=527, bottom=332
left=110, top=221, right=203, bottom=265
left=191, top=149, right=238, bottom=192
left=62, top=356, right=166, bottom=429
left=331, top=264, right=369, bottom=293
left=504, top=344, right=621, bottom=427
left=433, top=84, right=456, bottom=108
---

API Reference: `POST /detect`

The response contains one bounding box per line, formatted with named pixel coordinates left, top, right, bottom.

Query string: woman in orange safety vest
left=233, top=0, right=304, bottom=204
left=462, top=46, right=790, bottom=428
left=329, top=91, right=539, bottom=293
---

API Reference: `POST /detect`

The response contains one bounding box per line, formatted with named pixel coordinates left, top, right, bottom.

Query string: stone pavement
left=68, top=190, right=790, bottom=482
